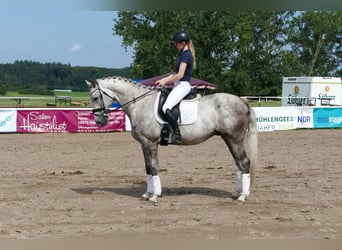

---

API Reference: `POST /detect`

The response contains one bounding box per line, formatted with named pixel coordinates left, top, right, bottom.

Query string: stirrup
left=170, top=131, right=182, bottom=143
left=160, top=124, right=170, bottom=146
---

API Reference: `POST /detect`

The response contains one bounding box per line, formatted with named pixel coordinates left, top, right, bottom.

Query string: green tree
left=0, top=61, right=132, bottom=92
left=114, top=11, right=193, bottom=79
left=0, top=82, right=7, bottom=96
left=284, top=11, right=341, bottom=76
left=223, top=11, right=293, bottom=95
left=113, top=11, right=292, bottom=96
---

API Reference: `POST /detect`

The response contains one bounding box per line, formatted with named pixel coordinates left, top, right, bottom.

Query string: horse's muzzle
left=93, top=111, right=108, bottom=127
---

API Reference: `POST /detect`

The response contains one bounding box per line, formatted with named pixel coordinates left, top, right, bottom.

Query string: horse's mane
left=99, top=76, right=156, bottom=91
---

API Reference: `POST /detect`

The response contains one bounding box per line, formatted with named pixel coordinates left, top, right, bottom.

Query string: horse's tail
left=244, top=104, right=258, bottom=187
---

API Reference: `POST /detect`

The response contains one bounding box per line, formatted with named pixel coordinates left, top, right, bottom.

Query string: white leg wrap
left=237, top=173, right=250, bottom=202
left=236, top=170, right=242, bottom=194
left=241, top=173, right=250, bottom=196
left=147, top=174, right=153, bottom=193
left=152, top=175, right=162, bottom=196
left=141, top=175, right=154, bottom=200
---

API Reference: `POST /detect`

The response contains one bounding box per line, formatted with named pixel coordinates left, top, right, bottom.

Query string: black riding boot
left=165, top=109, right=182, bottom=143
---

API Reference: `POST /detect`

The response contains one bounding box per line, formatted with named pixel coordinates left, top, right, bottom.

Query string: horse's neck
left=102, top=78, right=154, bottom=113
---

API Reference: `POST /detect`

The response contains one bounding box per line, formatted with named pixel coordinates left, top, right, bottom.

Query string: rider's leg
left=162, top=81, right=191, bottom=113
left=162, top=81, right=191, bottom=143
left=165, top=108, right=182, bottom=142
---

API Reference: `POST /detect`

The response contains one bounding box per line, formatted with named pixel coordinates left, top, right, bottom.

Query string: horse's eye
left=92, top=97, right=99, bottom=102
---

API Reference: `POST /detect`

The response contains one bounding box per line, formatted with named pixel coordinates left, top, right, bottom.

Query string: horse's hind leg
left=221, top=134, right=251, bottom=202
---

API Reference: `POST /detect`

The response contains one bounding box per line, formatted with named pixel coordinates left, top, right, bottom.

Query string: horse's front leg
left=140, top=141, right=161, bottom=204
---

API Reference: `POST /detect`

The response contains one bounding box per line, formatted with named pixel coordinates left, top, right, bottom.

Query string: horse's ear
left=85, top=79, right=95, bottom=88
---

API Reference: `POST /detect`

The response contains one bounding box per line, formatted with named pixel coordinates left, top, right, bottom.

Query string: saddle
left=157, top=87, right=197, bottom=122
left=157, top=87, right=198, bottom=146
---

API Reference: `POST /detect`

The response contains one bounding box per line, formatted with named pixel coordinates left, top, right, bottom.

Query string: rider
left=156, top=30, right=196, bottom=143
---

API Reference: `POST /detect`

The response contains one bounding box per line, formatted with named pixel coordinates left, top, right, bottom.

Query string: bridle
left=90, top=79, right=156, bottom=115
left=90, top=80, right=115, bottom=115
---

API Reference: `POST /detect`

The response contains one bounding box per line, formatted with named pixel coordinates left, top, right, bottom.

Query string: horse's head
left=85, top=79, right=115, bottom=127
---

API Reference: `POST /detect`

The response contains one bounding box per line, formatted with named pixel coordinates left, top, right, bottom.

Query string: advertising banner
left=295, top=107, right=314, bottom=129
left=254, top=107, right=314, bottom=131
left=282, top=77, right=342, bottom=107
left=76, top=109, right=125, bottom=132
left=255, top=107, right=298, bottom=131
left=0, top=110, right=17, bottom=132
left=16, top=109, right=126, bottom=133
left=282, top=80, right=311, bottom=106
left=1, top=107, right=340, bottom=133
left=17, top=110, right=78, bottom=133
left=313, top=108, right=342, bottom=128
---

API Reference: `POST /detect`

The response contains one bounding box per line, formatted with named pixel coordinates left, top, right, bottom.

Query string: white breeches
left=162, top=81, right=191, bottom=114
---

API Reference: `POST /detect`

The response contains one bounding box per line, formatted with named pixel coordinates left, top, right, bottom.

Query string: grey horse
left=86, top=76, right=258, bottom=204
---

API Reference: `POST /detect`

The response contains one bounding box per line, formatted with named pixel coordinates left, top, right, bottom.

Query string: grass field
left=248, top=99, right=282, bottom=107
left=0, top=90, right=282, bottom=108
left=0, top=91, right=91, bottom=108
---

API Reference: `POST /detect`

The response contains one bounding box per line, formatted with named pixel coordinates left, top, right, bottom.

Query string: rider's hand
left=155, top=80, right=164, bottom=87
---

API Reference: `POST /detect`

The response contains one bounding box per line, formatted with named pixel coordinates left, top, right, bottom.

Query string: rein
left=91, top=79, right=156, bottom=114
left=109, top=88, right=156, bottom=113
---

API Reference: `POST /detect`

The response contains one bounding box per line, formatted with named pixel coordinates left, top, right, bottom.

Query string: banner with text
left=254, top=107, right=314, bottom=132
left=1, top=107, right=341, bottom=133
left=76, top=109, right=125, bottom=132
left=313, top=108, right=342, bottom=128
left=294, top=107, right=314, bottom=129
left=16, top=109, right=125, bottom=133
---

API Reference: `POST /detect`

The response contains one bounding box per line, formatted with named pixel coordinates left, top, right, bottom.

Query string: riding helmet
left=172, top=30, right=191, bottom=43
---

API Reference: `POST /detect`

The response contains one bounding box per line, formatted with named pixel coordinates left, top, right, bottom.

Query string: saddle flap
left=154, top=89, right=200, bottom=125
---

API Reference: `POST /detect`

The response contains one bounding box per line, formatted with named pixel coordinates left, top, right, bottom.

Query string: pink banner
left=76, top=110, right=125, bottom=132
left=16, top=109, right=125, bottom=133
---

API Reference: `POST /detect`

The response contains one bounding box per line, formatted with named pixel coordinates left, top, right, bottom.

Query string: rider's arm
left=156, top=62, right=187, bottom=86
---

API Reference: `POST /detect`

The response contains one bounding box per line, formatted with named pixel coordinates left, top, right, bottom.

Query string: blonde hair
left=188, top=39, right=196, bottom=69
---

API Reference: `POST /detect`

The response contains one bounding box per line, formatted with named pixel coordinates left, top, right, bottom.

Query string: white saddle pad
left=154, top=92, right=200, bottom=125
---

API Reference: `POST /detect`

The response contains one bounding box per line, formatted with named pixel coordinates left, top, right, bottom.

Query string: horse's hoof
left=148, top=195, right=159, bottom=205
left=237, top=195, right=248, bottom=203
left=141, top=192, right=153, bottom=201
left=232, top=191, right=241, bottom=200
